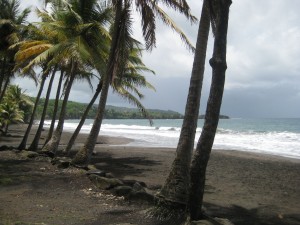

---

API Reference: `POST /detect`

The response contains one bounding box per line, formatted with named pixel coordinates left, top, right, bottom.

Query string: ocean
left=45, top=118, right=300, bottom=159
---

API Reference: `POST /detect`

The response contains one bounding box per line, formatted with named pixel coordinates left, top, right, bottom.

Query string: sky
left=15, top=0, right=300, bottom=118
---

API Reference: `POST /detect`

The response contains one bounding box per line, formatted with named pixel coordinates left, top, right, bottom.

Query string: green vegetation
left=199, top=114, right=229, bottom=119
left=34, top=98, right=183, bottom=120
left=0, top=85, right=33, bottom=134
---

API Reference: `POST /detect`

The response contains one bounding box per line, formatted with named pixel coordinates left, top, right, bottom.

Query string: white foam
left=44, top=120, right=300, bottom=159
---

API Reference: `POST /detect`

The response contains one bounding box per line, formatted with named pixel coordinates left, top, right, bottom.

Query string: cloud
left=11, top=0, right=300, bottom=118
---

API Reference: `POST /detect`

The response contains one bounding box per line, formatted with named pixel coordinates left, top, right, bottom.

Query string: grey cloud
left=11, top=0, right=300, bottom=118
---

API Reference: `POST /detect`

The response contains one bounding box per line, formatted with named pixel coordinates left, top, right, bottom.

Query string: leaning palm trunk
left=72, top=1, right=123, bottom=165
left=42, top=63, right=76, bottom=155
left=0, top=75, right=10, bottom=103
left=0, top=57, right=6, bottom=99
left=188, top=0, right=231, bottom=220
left=64, top=81, right=102, bottom=154
left=158, top=0, right=211, bottom=206
left=18, top=74, right=47, bottom=150
left=44, top=69, right=64, bottom=146
left=28, top=66, right=57, bottom=151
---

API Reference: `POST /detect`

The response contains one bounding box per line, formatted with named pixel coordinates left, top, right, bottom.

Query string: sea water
left=44, top=118, right=300, bottom=159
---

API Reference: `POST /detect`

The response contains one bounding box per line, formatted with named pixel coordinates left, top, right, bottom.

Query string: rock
left=191, top=218, right=234, bottom=225
left=57, top=161, right=71, bottom=169
left=89, top=174, right=123, bottom=190
left=39, top=150, right=55, bottom=158
left=0, top=145, right=9, bottom=151
left=112, top=186, right=133, bottom=196
left=121, top=179, right=147, bottom=188
left=132, top=182, right=145, bottom=192
left=86, top=169, right=106, bottom=177
left=34, top=156, right=52, bottom=162
left=51, top=157, right=71, bottom=168
left=214, top=218, right=234, bottom=225
left=20, top=150, right=39, bottom=158
left=105, top=172, right=115, bottom=178
left=190, top=221, right=213, bottom=225
left=127, top=191, right=156, bottom=204
left=87, top=164, right=97, bottom=171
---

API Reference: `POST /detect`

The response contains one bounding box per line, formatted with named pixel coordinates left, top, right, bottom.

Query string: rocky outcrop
left=87, top=169, right=157, bottom=204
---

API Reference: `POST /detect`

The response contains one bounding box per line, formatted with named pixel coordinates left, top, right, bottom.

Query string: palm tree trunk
left=42, top=62, right=76, bottom=155
left=0, top=75, right=10, bottom=103
left=64, top=81, right=102, bottom=154
left=44, top=69, right=64, bottom=146
left=0, top=57, right=6, bottom=99
left=18, top=74, right=47, bottom=150
left=188, top=0, right=231, bottom=220
left=28, top=66, right=57, bottom=151
left=4, top=123, right=9, bottom=135
left=158, top=0, right=211, bottom=206
left=72, top=1, right=123, bottom=165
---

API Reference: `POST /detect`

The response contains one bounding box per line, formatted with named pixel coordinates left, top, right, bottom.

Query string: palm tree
left=12, top=20, right=58, bottom=150
left=42, top=61, right=78, bottom=155
left=28, top=65, right=58, bottom=151
left=40, top=1, right=111, bottom=155
left=0, top=0, right=31, bottom=102
left=4, top=84, right=33, bottom=122
left=71, top=0, right=196, bottom=166
left=18, top=70, right=48, bottom=150
left=65, top=44, right=155, bottom=155
left=158, top=0, right=211, bottom=208
left=0, top=102, right=24, bottom=135
left=0, top=85, right=31, bottom=135
left=188, top=0, right=232, bottom=220
left=63, top=80, right=102, bottom=154
left=44, top=69, right=64, bottom=145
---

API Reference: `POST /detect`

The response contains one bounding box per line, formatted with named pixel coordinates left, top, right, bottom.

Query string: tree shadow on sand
left=205, top=203, right=300, bottom=225
left=88, top=151, right=162, bottom=178
left=0, top=156, right=77, bottom=189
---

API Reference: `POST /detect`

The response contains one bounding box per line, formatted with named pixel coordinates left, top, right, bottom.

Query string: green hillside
left=34, top=98, right=183, bottom=120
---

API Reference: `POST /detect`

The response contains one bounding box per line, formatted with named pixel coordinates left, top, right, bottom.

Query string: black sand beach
left=0, top=124, right=299, bottom=225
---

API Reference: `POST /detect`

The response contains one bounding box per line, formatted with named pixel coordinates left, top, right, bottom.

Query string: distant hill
left=105, top=105, right=183, bottom=119
left=34, top=98, right=184, bottom=120
left=198, top=114, right=230, bottom=119
left=34, top=98, right=229, bottom=120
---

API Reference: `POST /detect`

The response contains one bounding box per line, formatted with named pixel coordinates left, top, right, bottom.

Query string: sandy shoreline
left=1, top=124, right=300, bottom=224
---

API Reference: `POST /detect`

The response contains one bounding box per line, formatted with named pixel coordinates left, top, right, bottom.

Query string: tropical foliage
left=0, top=0, right=35, bottom=103
left=0, top=85, right=33, bottom=135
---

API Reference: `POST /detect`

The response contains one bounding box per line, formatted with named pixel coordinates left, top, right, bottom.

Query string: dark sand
left=0, top=124, right=299, bottom=225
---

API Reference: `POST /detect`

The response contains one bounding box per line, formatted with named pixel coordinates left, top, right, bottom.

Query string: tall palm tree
left=72, top=0, right=196, bottom=166
left=0, top=0, right=31, bottom=102
left=71, top=0, right=129, bottom=165
left=41, top=1, right=111, bottom=155
left=28, top=65, right=58, bottom=151
left=158, top=0, right=211, bottom=208
left=63, top=80, right=102, bottom=154
left=13, top=21, right=57, bottom=150
left=44, top=69, right=64, bottom=145
left=66, top=44, right=155, bottom=155
left=18, top=70, right=48, bottom=150
left=42, top=61, right=78, bottom=155
left=188, top=0, right=231, bottom=220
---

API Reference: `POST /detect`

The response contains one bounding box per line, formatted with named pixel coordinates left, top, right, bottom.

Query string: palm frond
left=114, top=86, right=153, bottom=126
left=158, top=0, right=197, bottom=23
left=152, top=4, right=195, bottom=52
left=15, top=43, right=52, bottom=62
